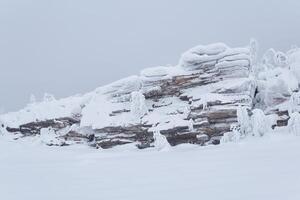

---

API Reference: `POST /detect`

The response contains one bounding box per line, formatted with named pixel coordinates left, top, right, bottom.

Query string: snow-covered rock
left=5, top=41, right=295, bottom=149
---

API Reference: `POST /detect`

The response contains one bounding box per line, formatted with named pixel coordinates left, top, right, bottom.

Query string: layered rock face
left=0, top=43, right=256, bottom=149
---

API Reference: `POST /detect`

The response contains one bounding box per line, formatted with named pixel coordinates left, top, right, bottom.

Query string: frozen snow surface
left=1, top=132, right=300, bottom=200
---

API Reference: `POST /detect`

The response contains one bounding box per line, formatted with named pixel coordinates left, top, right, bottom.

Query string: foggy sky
left=1, top=0, right=300, bottom=112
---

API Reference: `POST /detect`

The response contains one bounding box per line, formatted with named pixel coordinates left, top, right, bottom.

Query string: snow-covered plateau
left=1, top=40, right=300, bottom=199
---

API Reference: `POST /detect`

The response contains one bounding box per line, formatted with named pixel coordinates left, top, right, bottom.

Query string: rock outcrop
left=1, top=42, right=257, bottom=149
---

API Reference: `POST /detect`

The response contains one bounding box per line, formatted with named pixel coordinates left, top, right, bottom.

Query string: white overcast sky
left=1, top=0, right=300, bottom=112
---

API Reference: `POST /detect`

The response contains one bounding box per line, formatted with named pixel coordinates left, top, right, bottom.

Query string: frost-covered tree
left=262, top=48, right=277, bottom=69
left=221, top=125, right=241, bottom=143
left=40, top=128, right=64, bottom=146
left=221, top=106, right=250, bottom=143
left=250, top=38, right=259, bottom=66
left=288, top=112, right=300, bottom=136
left=43, top=93, right=56, bottom=102
left=153, top=130, right=170, bottom=151
left=221, top=107, right=270, bottom=143
left=236, top=106, right=252, bottom=137
left=200, top=96, right=208, bottom=110
left=29, top=94, right=37, bottom=104
left=188, top=119, right=194, bottom=132
left=288, top=92, right=300, bottom=114
left=130, top=91, right=148, bottom=120
left=251, top=109, right=269, bottom=137
left=274, top=51, right=288, bottom=68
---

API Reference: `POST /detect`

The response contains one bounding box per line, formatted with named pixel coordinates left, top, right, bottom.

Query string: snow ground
left=1, top=133, right=300, bottom=200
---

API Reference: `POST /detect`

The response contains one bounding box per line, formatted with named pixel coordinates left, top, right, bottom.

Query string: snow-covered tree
left=289, top=92, right=300, bottom=114
left=40, top=128, right=64, bottom=146
left=130, top=91, right=148, bottom=119
left=236, top=106, right=252, bottom=137
left=221, top=107, right=270, bottom=143
left=275, top=51, right=288, bottom=68
left=250, top=38, right=259, bottom=66
left=288, top=112, right=300, bottom=136
left=199, top=96, right=209, bottom=111
left=29, top=94, right=37, bottom=104
left=221, top=125, right=241, bottom=143
left=251, top=109, right=270, bottom=137
left=188, top=119, right=194, bottom=132
left=43, top=93, right=56, bottom=102
left=153, top=130, right=171, bottom=151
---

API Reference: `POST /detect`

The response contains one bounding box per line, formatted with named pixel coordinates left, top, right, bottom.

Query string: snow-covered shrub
left=29, top=94, right=37, bottom=105
left=130, top=91, right=148, bottom=119
left=249, top=38, right=258, bottom=66
left=275, top=51, right=288, bottom=68
left=236, top=106, right=252, bottom=137
left=221, top=106, right=251, bottom=143
left=288, top=112, right=300, bottom=136
left=188, top=119, right=194, bottom=132
left=288, top=48, right=300, bottom=81
left=221, top=125, right=241, bottom=143
left=153, top=130, right=170, bottom=151
left=288, top=92, right=300, bottom=114
left=221, top=107, right=270, bottom=143
left=255, top=65, right=298, bottom=108
left=262, top=48, right=277, bottom=69
left=251, top=109, right=270, bottom=137
left=200, top=96, right=208, bottom=110
left=43, top=93, right=56, bottom=102
left=262, top=48, right=288, bottom=69
left=40, top=128, right=64, bottom=146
